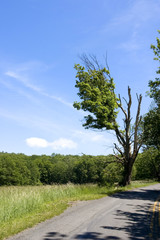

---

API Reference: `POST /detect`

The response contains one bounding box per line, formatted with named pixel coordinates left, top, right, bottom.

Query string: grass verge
left=0, top=180, right=158, bottom=240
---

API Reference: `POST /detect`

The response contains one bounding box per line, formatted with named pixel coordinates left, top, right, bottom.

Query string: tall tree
left=148, top=30, right=160, bottom=106
left=73, top=55, right=142, bottom=186
left=143, top=30, right=160, bottom=150
left=143, top=108, right=160, bottom=149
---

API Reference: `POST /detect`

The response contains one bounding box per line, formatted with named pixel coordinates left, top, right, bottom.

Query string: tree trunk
left=121, top=160, right=134, bottom=186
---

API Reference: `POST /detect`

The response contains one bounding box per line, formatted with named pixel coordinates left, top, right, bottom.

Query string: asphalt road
left=7, top=184, right=160, bottom=240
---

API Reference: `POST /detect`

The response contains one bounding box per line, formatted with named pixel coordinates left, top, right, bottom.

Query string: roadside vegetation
left=0, top=181, right=158, bottom=240
left=0, top=184, right=106, bottom=240
left=0, top=147, right=159, bottom=240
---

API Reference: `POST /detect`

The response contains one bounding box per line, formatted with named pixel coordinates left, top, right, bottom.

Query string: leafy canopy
left=143, top=107, right=160, bottom=149
left=142, top=30, right=160, bottom=149
left=148, top=30, right=160, bottom=105
left=73, top=64, right=118, bottom=130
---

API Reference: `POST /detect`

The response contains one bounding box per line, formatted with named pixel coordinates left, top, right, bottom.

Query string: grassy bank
left=0, top=181, right=158, bottom=240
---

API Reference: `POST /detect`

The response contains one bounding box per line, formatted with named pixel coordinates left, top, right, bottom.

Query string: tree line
left=0, top=150, right=159, bottom=186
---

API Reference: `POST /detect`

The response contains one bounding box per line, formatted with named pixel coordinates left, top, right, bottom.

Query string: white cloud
left=91, top=134, right=105, bottom=142
left=50, top=138, right=77, bottom=150
left=26, top=137, right=48, bottom=148
left=26, top=137, right=77, bottom=150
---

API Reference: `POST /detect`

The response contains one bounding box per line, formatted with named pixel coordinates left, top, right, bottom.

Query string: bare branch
left=127, top=86, right=132, bottom=121
left=114, top=126, right=126, bottom=147
left=79, top=53, right=96, bottom=70
left=89, top=54, right=101, bottom=69
left=118, top=94, right=127, bottom=119
left=122, top=97, right=128, bottom=106
left=114, top=143, right=124, bottom=157
left=136, top=93, right=139, bottom=101
left=103, top=52, right=114, bottom=81
left=104, top=52, right=110, bottom=71
left=116, top=131, right=125, bottom=147
left=112, top=151, right=124, bottom=164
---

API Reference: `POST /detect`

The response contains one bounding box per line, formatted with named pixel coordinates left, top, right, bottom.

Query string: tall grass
left=0, top=184, right=108, bottom=240
left=0, top=181, right=158, bottom=240
left=0, top=184, right=108, bottom=223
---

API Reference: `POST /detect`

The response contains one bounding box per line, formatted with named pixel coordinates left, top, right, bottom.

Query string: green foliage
left=143, top=30, right=160, bottom=149
left=0, top=153, right=40, bottom=186
left=51, top=161, right=70, bottom=184
left=0, top=184, right=108, bottom=240
left=1, top=150, right=158, bottom=186
left=73, top=64, right=118, bottom=130
left=0, top=152, right=118, bottom=186
left=73, top=155, right=99, bottom=184
left=102, top=162, right=123, bottom=187
left=135, top=151, right=155, bottom=180
left=142, top=108, right=160, bottom=149
left=148, top=30, right=160, bottom=105
left=134, top=148, right=160, bottom=180
left=35, top=155, right=53, bottom=184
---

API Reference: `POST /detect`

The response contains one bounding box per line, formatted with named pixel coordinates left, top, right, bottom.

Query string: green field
left=0, top=181, right=158, bottom=240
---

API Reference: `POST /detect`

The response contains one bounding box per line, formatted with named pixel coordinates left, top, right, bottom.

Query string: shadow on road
left=100, top=188, right=160, bottom=239
left=74, top=232, right=121, bottom=239
left=113, top=188, right=159, bottom=202
left=43, top=188, right=160, bottom=240
left=101, top=204, right=152, bottom=239
left=43, top=231, right=121, bottom=239
left=43, top=231, right=67, bottom=240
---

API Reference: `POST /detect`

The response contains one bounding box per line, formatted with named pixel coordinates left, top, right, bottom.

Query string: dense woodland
left=0, top=149, right=159, bottom=186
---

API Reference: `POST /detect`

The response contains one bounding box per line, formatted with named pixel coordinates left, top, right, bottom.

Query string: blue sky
left=0, top=0, right=160, bottom=156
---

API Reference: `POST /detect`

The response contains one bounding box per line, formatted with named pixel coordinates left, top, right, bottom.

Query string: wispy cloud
left=5, top=71, right=42, bottom=92
left=109, top=0, right=160, bottom=29
left=5, top=70, right=73, bottom=107
left=101, top=0, right=160, bottom=51
left=119, top=39, right=141, bottom=52
left=0, top=108, right=63, bottom=133
left=2, top=60, right=53, bottom=74
left=26, top=137, right=77, bottom=150
left=41, top=91, right=73, bottom=107
left=0, top=77, right=40, bottom=103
